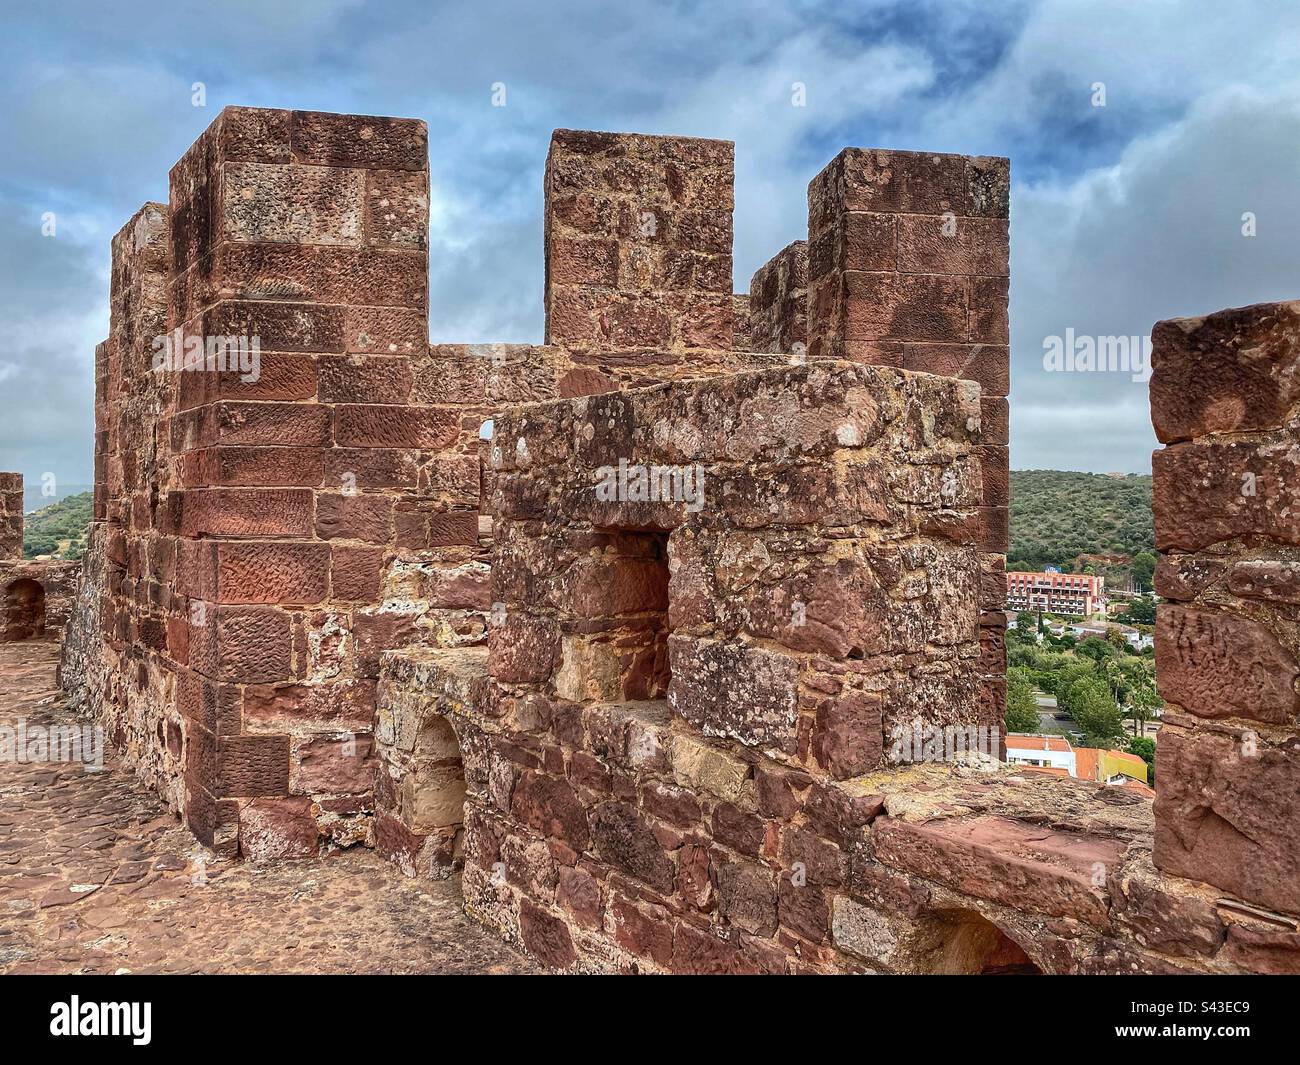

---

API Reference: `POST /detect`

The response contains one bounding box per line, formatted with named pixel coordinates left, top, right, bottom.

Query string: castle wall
left=53, top=102, right=1300, bottom=974
left=746, top=241, right=808, bottom=356
left=0, top=472, right=80, bottom=645
left=1150, top=301, right=1300, bottom=920
left=806, top=149, right=1011, bottom=726
left=0, top=472, right=22, bottom=560
left=383, top=360, right=1008, bottom=972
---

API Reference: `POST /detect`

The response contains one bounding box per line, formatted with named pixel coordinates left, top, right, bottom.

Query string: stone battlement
left=0, top=472, right=80, bottom=646
left=52, top=104, right=1298, bottom=974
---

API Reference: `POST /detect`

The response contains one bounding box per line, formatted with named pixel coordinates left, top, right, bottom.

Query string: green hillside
left=1009, top=470, right=1153, bottom=579
left=23, top=491, right=93, bottom=560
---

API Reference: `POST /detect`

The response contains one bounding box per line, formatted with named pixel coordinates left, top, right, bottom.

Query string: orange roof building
left=1006, top=734, right=1152, bottom=797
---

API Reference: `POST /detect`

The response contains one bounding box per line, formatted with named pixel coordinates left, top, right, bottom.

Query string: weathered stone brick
left=179, top=489, right=314, bottom=538
left=317, top=354, right=413, bottom=404
left=710, top=802, right=766, bottom=856
left=1154, top=724, right=1300, bottom=914
left=217, top=734, right=290, bottom=797
left=215, top=542, right=329, bottom=605
left=812, top=691, right=883, bottom=779
left=243, top=679, right=376, bottom=731
left=509, top=770, right=590, bottom=850
left=556, top=865, right=603, bottom=930
left=1150, top=300, right=1300, bottom=443
left=610, top=894, right=673, bottom=967
left=668, top=636, right=800, bottom=752
left=330, top=545, right=386, bottom=601
left=518, top=898, right=577, bottom=969
left=588, top=801, right=675, bottom=893
left=334, top=405, right=458, bottom=448
left=873, top=816, right=1122, bottom=927
left=716, top=860, right=778, bottom=936
left=223, top=162, right=365, bottom=246
left=239, top=797, right=320, bottom=860
left=1153, top=437, right=1300, bottom=551
left=315, top=493, right=394, bottom=543
left=1155, top=605, right=1299, bottom=724
left=290, top=110, right=428, bottom=171
left=295, top=734, right=375, bottom=794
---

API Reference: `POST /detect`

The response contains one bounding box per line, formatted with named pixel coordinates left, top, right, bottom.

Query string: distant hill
left=23, top=491, right=93, bottom=560
left=1009, top=470, right=1153, bottom=573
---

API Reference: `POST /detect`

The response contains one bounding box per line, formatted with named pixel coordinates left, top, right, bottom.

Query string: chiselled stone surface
left=1155, top=605, right=1299, bottom=724
left=1153, top=436, right=1300, bottom=552
left=1150, top=300, right=1300, bottom=443
left=872, top=815, right=1122, bottom=928
left=1154, top=721, right=1300, bottom=917
left=1150, top=298, right=1300, bottom=924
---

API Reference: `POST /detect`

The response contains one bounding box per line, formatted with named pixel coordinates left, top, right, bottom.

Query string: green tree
left=1130, top=551, right=1157, bottom=593
left=1124, top=594, right=1157, bottom=625
left=1075, top=635, right=1116, bottom=664
left=1005, top=668, right=1041, bottom=734
left=1107, top=658, right=1162, bottom=737
left=1065, top=676, right=1126, bottom=747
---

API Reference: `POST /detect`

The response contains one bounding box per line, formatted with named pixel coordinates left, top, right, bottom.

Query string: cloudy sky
left=4, top=0, right=1299, bottom=496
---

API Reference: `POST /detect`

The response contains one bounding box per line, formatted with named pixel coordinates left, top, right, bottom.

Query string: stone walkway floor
left=0, top=641, right=536, bottom=974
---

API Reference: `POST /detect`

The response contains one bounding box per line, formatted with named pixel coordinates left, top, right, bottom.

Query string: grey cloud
left=1010, top=87, right=1300, bottom=472
left=6, top=0, right=1300, bottom=488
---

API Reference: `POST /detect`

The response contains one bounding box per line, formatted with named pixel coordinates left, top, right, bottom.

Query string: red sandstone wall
left=370, top=129, right=785, bottom=870
left=1150, top=301, right=1300, bottom=917
left=83, top=202, right=183, bottom=807
left=747, top=241, right=808, bottom=356
left=806, top=148, right=1011, bottom=739
left=0, top=473, right=23, bottom=560
left=161, top=108, right=439, bottom=854
left=395, top=360, right=999, bottom=972
left=69, top=117, right=1014, bottom=872
left=545, top=129, right=736, bottom=356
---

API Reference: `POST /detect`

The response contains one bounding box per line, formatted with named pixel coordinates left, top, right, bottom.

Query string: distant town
left=1004, top=565, right=1159, bottom=792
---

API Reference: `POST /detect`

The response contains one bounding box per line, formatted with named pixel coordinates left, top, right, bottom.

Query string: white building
left=1004, top=734, right=1076, bottom=775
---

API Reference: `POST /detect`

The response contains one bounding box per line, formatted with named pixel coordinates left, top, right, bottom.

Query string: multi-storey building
left=1006, top=570, right=1104, bottom=617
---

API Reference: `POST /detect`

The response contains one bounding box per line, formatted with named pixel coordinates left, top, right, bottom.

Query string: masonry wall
left=545, top=129, right=736, bottom=357
left=370, top=137, right=1016, bottom=896
left=746, top=241, right=808, bottom=356
left=69, top=112, right=786, bottom=862
left=53, top=104, right=1300, bottom=973
left=369, top=129, right=786, bottom=871
left=380, top=353, right=1295, bottom=974
left=0, top=473, right=22, bottom=560
left=66, top=202, right=183, bottom=806
left=0, top=559, right=79, bottom=644
left=59, top=524, right=107, bottom=712
left=382, top=360, right=1011, bottom=972
left=1150, top=301, right=1300, bottom=918
left=805, top=148, right=1012, bottom=738
left=0, top=472, right=80, bottom=645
